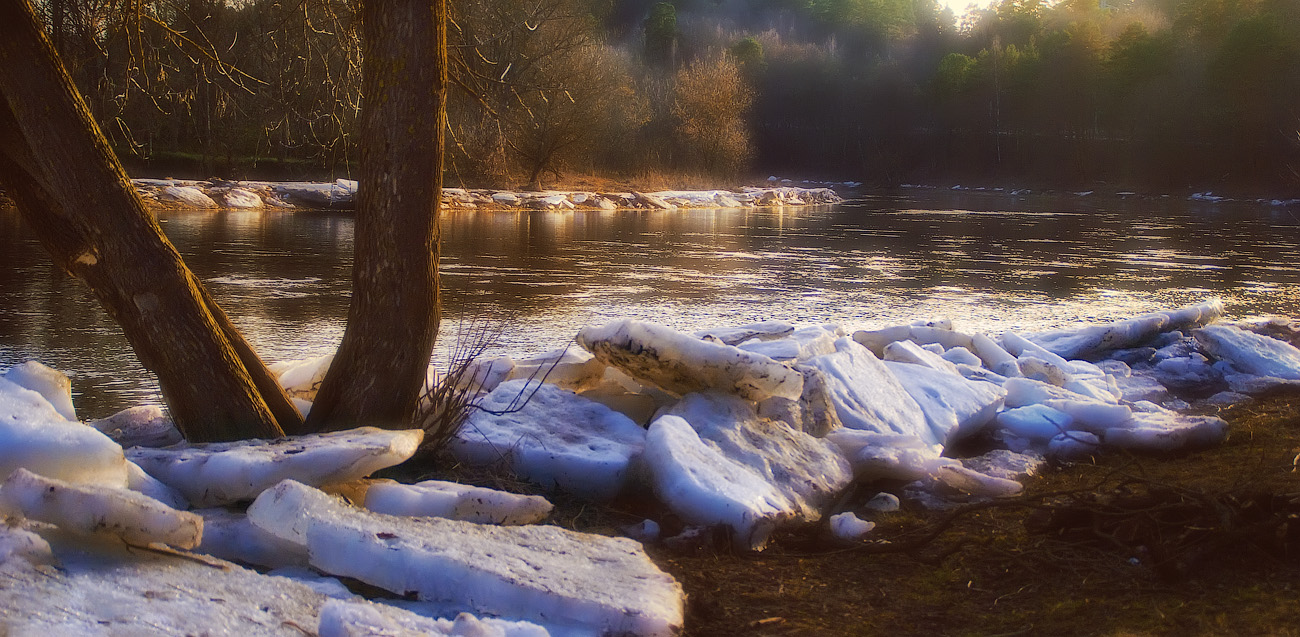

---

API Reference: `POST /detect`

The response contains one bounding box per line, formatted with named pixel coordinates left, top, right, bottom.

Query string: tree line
left=35, top=0, right=1300, bottom=194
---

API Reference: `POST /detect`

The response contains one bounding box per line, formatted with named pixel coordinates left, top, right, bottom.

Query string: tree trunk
left=305, top=0, right=445, bottom=431
left=0, top=0, right=301, bottom=442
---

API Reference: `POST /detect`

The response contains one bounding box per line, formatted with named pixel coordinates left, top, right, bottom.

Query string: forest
left=37, top=0, right=1300, bottom=194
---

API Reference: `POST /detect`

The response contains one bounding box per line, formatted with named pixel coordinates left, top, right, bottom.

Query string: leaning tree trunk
left=0, top=0, right=303, bottom=442
left=305, top=0, right=446, bottom=431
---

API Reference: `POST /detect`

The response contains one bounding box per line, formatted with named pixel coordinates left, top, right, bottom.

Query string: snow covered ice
left=364, top=479, right=554, bottom=525
left=128, top=426, right=423, bottom=506
left=578, top=319, right=804, bottom=401
left=0, top=468, right=202, bottom=549
left=248, top=480, right=685, bottom=636
left=449, top=379, right=646, bottom=500
left=0, top=377, right=128, bottom=487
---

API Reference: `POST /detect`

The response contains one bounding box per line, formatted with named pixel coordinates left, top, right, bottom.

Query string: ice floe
left=578, top=319, right=804, bottom=401
left=450, top=379, right=646, bottom=500
left=248, top=480, right=685, bottom=636
left=0, top=468, right=202, bottom=549
left=364, top=479, right=554, bottom=525
left=128, top=427, right=423, bottom=506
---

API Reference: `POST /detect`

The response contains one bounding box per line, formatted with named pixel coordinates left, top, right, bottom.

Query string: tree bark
left=0, top=0, right=301, bottom=441
left=305, top=0, right=446, bottom=431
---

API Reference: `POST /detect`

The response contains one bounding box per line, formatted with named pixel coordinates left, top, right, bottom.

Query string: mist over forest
left=43, top=0, right=1300, bottom=194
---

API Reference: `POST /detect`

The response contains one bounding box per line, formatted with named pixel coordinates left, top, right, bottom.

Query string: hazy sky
left=940, top=0, right=997, bottom=16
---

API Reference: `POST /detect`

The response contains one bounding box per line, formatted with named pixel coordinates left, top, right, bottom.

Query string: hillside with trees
left=36, top=0, right=1300, bottom=194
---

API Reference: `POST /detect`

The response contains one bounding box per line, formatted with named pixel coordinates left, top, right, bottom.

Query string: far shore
left=129, top=177, right=851, bottom=212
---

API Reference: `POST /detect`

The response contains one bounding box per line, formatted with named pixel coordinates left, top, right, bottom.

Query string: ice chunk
left=940, top=346, right=983, bottom=368
left=1111, top=372, right=1170, bottom=404
left=884, top=340, right=960, bottom=375
left=0, top=527, right=329, bottom=633
left=851, top=325, right=911, bottom=356
left=450, top=380, right=645, bottom=500
left=126, top=460, right=189, bottom=510
left=0, top=378, right=128, bottom=487
left=883, top=361, right=1006, bottom=444
left=505, top=347, right=606, bottom=392
left=222, top=187, right=263, bottom=208
left=459, top=356, right=516, bottom=393
left=0, top=468, right=202, bottom=549
left=863, top=492, right=901, bottom=512
left=194, top=507, right=308, bottom=568
left=1194, top=325, right=1300, bottom=380
left=829, top=512, right=875, bottom=541
left=1103, top=410, right=1228, bottom=452
left=971, top=333, right=1022, bottom=377
left=996, top=404, right=1073, bottom=441
left=248, top=480, right=684, bottom=636
left=739, top=325, right=839, bottom=362
left=1224, top=373, right=1300, bottom=395
left=128, top=426, right=423, bottom=507
left=936, top=464, right=1022, bottom=497
left=1152, top=354, right=1221, bottom=390
left=962, top=449, right=1044, bottom=482
left=364, top=480, right=553, bottom=525
left=87, top=405, right=183, bottom=448
left=578, top=320, right=803, bottom=401
left=823, top=429, right=946, bottom=481
left=3, top=361, right=75, bottom=421
left=695, top=321, right=795, bottom=345
left=805, top=338, right=930, bottom=443
left=0, top=524, right=52, bottom=565
left=318, top=600, right=550, bottom=637
left=1027, top=301, right=1224, bottom=360
left=1048, top=431, right=1100, bottom=460
left=272, top=354, right=334, bottom=401
left=642, top=415, right=789, bottom=550
left=757, top=365, right=842, bottom=437
left=160, top=185, right=218, bottom=208
left=656, top=392, right=852, bottom=523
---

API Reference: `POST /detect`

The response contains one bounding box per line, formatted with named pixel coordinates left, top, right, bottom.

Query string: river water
left=3, top=190, right=1299, bottom=417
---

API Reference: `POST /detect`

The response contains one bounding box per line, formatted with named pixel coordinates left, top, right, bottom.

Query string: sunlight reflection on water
left=2, top=190, right=1299, bottom=416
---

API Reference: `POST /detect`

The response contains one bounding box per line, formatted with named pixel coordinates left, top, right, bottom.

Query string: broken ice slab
left=883, top=360, right=1006, bottom=445
left=803, top=337, right=931, bottom=443
left=128, top=427, right=423, bottom=507
left=0, top=378, right=128, bottom=488
left=1194, top=324, right=1300, bottom=380
left=0, top=468, right=202, bottom=549
left=364, top=479, right=553, bottom=525
left=0, top=524, right=324, bottom=634
left=642, top=415, right=791, bottom=551
left=1026, top=300, right=1224, bottom=360
left=449, top=380, right=645, bottom=500
left=656, top=392, right=852, bottom=524
left=694, top=320, right=796, bottom=346
left=88, top=405, right=184, bottom=448
left=247, top=480, right=685, bottom=636
left=505, top=347, right=608, bottom=392
left=318, top=599, right=550, bottom=637
left=577, top=319, right=804, bottom=401
left=3, top=361, right=75, bottom=421
left=193, top=507, right=308, bottom=569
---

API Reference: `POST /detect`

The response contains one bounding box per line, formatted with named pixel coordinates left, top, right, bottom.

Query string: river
left=3, top=190, right=1299, bottom=417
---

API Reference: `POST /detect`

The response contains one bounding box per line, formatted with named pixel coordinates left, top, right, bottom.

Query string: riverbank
left=132, top=177, right=846, bottom=211
left=3, top=301, right=1300, bottom=632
